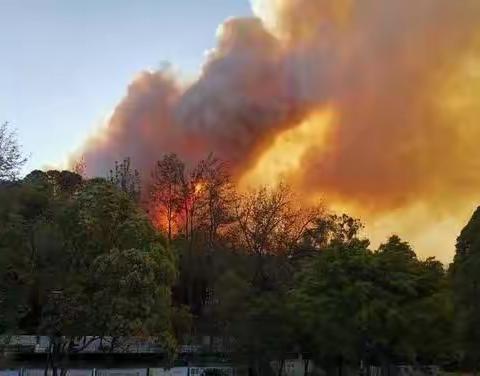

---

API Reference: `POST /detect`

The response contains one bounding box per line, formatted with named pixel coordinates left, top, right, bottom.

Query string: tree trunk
left=254, top=359, right=262, bottom=376
left=44, top=341, right=52, bottom=376
left=109, top=337, right=118, bottom=352
left=184, top=204, right=189, bottom=240
left=167, top=205, right=172, bottom=243
left=304, top=359, right=310, bottom=376
left=52, top=339, right=59, bottom=376
left=278, top=358, right=285, bottom=376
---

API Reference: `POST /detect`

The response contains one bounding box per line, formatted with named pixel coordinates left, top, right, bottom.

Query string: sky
left=0, top=0, right=252, bottom=172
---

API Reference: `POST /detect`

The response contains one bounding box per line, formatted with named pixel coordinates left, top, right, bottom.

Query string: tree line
left=1, top=123, right=480, bottom=375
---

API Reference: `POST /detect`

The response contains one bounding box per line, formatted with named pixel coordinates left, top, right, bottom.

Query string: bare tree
left=232, top=183, right=322, bottom=287
left=234, top=183, right=321, bottom=256
left=0, top=122, right=27, bottom=181
left=194, top=154, right=235, bottom=250
left=150, top=153, right=186, bottom=242
left=108, top=157, right=141, bottom=202
left=150, top=153, right=234, bottom=245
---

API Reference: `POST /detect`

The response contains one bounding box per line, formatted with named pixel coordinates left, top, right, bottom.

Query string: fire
left=150, top=206, right=180, bottom=235
left=194, top=181, right=204, bottom=195
left=76, top=0, right=480, bottom=262
left=240, top=109, right=335, bottom=189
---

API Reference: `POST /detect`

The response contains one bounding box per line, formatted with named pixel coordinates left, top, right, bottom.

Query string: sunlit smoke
left=239, top=109, right=335, bottom=189
left=74, top=0, right=480, bottom=263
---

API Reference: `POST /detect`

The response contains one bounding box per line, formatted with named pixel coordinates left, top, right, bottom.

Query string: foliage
left=300, top=213, right=367, bottom=250
left=0, top=122, right=27, bottom=181
left=452, top=206, right=480, bottom=369
left=0, top=170, right=178, bottom=359
left=1, top=151, right=478, bottom=375
left=287, top=236, right=451, bottom=372
left=86, top=247, right=176, bottom=353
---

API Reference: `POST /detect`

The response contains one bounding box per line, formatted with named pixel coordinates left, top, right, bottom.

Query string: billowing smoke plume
left=77, top=0, right=480, bottom=262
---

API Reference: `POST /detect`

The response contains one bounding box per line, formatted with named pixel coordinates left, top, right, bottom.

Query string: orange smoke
left=75, top=0, right=480, bottom=263
left=239, top=109, right=336, bottom=189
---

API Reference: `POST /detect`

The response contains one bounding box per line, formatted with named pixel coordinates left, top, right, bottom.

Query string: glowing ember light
left=150, top=206, right=180, bottom=234
left=194, top=181, right=205, bottom=195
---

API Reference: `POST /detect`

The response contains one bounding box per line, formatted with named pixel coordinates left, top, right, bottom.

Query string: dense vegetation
left=1, top=123, right=480, bottom=375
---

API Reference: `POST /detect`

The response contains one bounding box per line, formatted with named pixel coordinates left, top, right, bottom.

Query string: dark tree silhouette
left=0, top=122, right=27, bottom=181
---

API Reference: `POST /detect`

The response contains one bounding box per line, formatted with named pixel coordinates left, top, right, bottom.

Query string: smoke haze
left=76, top=0, right=480, bottom=263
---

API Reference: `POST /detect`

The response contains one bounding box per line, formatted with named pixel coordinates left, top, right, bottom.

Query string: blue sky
left=0, top=0, right=252, bottom=172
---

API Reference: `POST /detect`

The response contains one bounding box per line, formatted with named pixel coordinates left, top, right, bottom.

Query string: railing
left=1, top=367, right=235, bottom=376
left=0, top=336, right=233, bottom=355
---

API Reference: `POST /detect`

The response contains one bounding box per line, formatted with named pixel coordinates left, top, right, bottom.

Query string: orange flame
left=194, top=181, right=205, bottom=195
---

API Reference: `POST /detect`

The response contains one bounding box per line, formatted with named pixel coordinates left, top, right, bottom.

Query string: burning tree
left=150, top=153, right=186, bottom=242
left=148, top=154, right=236, bottom=315
left=149, top=153, right=234, bottom=247
left=192, top=154, right=235, bottom=250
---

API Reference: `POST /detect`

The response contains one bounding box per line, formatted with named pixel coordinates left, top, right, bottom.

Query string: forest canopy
left=1, top=140, right=480, bottom=375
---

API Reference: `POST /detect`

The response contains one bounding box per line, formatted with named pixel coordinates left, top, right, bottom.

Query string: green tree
left=62, top=178, right=157, bottom=270
left=372, top=236, right=451, bottom=367
left=289, top=242, right=373, bottom=375
left=288, top=235, right=450, bottom=375
left=452, top=206, right=480, bottom=370
left=0, top=171, right=81, bottom=333
left=86, top=247, right=177, bottom=350
left=0, top=170, right=181, bottom=373
left=300, top=213, right=366, bottom=251
left=213, top=265, right=293, bottom=376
